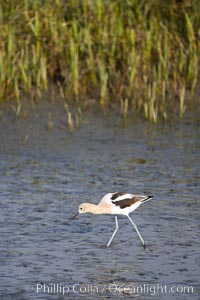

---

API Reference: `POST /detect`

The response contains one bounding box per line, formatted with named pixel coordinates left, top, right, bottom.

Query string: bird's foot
left=143, top=243, right=147, bottom=250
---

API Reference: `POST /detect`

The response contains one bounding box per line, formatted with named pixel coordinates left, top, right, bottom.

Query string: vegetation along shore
left=0, top=0, right=200, bottom=126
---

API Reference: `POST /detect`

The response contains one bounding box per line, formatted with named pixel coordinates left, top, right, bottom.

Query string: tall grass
left=0, top=0, right=199, bottom=125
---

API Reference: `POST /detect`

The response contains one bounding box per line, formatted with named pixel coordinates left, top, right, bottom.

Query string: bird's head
left=78, top=203, right=91, bottom=214
left=70, top=203, right=92, bottom=220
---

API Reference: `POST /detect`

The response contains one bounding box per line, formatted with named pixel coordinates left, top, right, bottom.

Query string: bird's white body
left=71, top=192, right=153, bottom=248
left=99, top=192, right=145, bottom=215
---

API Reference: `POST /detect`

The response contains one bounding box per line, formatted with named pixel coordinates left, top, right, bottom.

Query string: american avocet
left=70, top=192, right=153, bottom=248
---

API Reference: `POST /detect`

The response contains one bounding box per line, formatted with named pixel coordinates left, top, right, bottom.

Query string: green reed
left=0, top=0, right=199, bottom=125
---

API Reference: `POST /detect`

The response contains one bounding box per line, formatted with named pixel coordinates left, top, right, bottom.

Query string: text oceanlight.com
left=31, top=283, right=194, bottom=296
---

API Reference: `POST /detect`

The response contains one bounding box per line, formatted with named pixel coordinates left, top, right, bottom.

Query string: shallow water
left=0, top=108, right=199, bottom=299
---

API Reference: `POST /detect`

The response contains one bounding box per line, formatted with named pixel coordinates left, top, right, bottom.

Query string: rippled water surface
left=0, top=108, right=199, bottom=299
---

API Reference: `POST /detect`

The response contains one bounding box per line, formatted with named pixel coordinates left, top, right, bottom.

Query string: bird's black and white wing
left=110, top=192, right=153, bottom=209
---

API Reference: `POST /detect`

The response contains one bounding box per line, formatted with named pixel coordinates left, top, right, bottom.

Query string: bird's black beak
left=69, top=211, right=79, bottom=220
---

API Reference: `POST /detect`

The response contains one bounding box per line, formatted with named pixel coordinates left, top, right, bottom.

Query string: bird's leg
left=106, top=216, right=119, bottom=247
left=127, top=215, right=146, bottom=249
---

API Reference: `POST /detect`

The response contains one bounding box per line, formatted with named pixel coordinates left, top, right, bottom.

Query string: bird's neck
left=87, top=203, right=111, bottom=214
